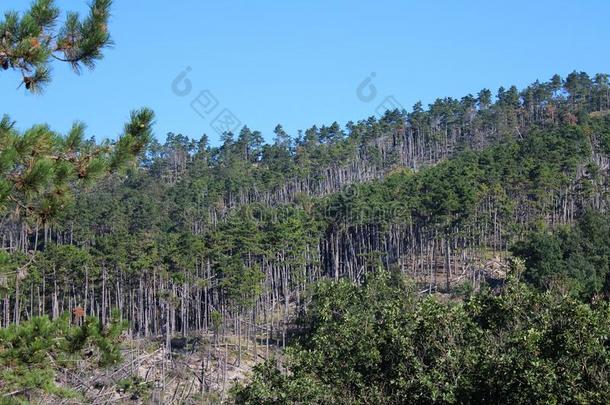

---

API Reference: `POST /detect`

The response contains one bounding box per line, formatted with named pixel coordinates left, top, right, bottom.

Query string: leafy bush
left=512, top=210, right=610, bottom=298
left=232, top=271, right=610, bottom=404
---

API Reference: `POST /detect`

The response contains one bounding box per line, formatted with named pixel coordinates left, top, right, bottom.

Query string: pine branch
left=0, top=0, right=113, bottom=92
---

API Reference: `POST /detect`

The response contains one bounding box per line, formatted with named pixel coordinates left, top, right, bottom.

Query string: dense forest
left=2, top=1, right=610, bottom=403
left=2, top=70, right=610, bottom=402
left=4, top=71, right=609, bottom=334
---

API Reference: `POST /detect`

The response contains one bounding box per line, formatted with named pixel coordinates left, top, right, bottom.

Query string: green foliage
left=0, top=312, right=126, bottom=400
left=320, top=120, right=593, bottom=237
left=233, top=273, right=610, bottom=404
left=3, top=71, right=610, bottom=402
left=231, top=359, right=332, bottom=404
left=210, top=310, right=222, bottom=333
left=513, top=210, right=610, bottom=298
left=116, top=375, right=153, bottom=401
left=467, top=282, right=610, bottom=404
left=0, top=0, right=113, bottom=92
left=0, top=108, right=153, bottom=224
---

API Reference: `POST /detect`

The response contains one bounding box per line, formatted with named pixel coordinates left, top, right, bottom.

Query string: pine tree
left=0, top=109, right=154, bottom=225
left=0, top=0, right=112, bottom=93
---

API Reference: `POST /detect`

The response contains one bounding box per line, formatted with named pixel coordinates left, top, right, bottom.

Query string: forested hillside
left=2, top=71, right=610, bottom=402
left=4, top=72, right=608, bottom=329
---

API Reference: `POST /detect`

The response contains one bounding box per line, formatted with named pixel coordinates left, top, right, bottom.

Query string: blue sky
left=2, top=0, right=609, bottom=144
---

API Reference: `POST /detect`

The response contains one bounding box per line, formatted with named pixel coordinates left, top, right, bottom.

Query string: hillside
left=2, top=72, right=610, bottom=402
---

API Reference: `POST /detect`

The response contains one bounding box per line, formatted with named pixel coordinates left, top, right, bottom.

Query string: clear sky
left=2, top=0, right=609, bottom=144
